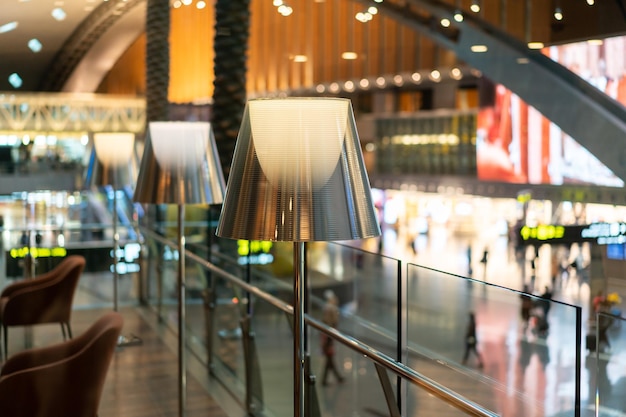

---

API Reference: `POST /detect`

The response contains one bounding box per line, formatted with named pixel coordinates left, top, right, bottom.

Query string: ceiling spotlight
left=470, top=44, right=488, bottom=53
left=359, top=78, right=370, bottom=88
left=292, top=55, right=307, bottom=62
left=453, top=10, right=464, bottom=22
left=196, top=0, right=206, bottom=9
left=341, top=51, right=358, bottom=60
left=470, top=0, right=480, bottom=13
left=586, top=0, right=594, bottom=4
left=0, top=21, right=18, bottom=34
left=393, top=75, right=404, bottom=86
left=376, top=77, right=386, bottom=87
left=411, top=72, right=422, bottom=83
left=344, top=81, right=355, bottom=92
left=315, top=84, right=326, bottom=93
left=450, top=68, right=462, bottom=80
left=553, top=6, right=563, bottom=21
left=429, top=70, right=441, bottom=82
left=278, top=4, right=293, bottom=16
left=440, top=18, right=451, bottom=28
left=51, top=7, right=67, bottom=20
left=28, top=38, right=42, bottom=53
left=8, top=73, right=23, bottom=89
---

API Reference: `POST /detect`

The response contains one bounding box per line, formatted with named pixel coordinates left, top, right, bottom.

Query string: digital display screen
left=476, top=35, right=626, bottom=187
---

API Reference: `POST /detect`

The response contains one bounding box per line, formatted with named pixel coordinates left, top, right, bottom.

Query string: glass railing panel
left=247, top=294, right=293, bottom=417
left=594, top=311, right=626, bottom=417
left=312, top=242, right=401, bottom=360
left=405, top=263, right=582, bottom=417
left=308, top=327, right=391, bottom=417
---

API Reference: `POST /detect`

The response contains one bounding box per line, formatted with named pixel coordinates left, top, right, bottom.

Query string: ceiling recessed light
left=470, top=44, right=488, bottom=53
left=196, top=0, right=206, bottom=9
left=0, top=21, right=18, bottom=34
left=341, top=51, right=358, bottom=60
left=52, top=8, right=67, bottom=21
left=28, top=38, right=42, bottom=53
left=527, top=41, right=544, bottom=49
left=292, top=55, right=307, bottom=62
left=587, top=39, right=603, bottom=45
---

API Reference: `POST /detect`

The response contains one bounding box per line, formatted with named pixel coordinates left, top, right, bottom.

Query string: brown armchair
left=0, top=311, right=123, bottom=417
left=0, top=254, right=86, bottom=360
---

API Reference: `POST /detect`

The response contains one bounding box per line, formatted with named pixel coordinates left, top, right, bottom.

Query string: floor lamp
left=87, top=133, right=139, bottom=313
left=133, top=121, right=225, bottom=417
left=216, top=98, right=380, bottom=417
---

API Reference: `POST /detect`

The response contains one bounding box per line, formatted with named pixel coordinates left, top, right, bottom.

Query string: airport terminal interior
left=1, top=0, right=626, bottom=417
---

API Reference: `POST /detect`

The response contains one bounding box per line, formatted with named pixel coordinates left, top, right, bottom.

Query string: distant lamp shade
left=133, top=121, right=226, bottom=205
left=216, top=97, right=380, bottom=242
left=86, top=132, right=137, bottom=187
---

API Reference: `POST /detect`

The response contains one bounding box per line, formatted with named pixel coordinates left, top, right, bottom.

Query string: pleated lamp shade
left=133, top=121, right=225, bottom=205
left=216, top=97, right=380, bottom=242
left=85, top=132, right=138, bottom=188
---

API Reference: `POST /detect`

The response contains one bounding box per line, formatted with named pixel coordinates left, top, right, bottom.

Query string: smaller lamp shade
left=86, top=132, right=138, bottom=188
left=216, top=97, right=381, bottom=242
left=133, top=121, right=226, bottom=205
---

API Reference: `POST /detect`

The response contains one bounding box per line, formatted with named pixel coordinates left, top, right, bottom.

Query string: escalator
left=359, top=0, right=626, bottom=182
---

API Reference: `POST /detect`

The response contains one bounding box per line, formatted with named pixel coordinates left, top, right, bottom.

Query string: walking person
left=520, top=285, right=533, bottom=333
left=321, top=290, right=344, bottom=385
left=462, top=312, right=484, bottom=368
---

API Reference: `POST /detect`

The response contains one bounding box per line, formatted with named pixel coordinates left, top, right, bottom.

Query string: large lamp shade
left=216, top=97, right=380, bottom=242
left=85, top=132, right=138, bottom=188
left=133, top=121, right=225, bottom=205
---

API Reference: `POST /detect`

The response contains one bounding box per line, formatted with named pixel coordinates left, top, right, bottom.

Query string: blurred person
left=520, top=285, right=533, bottom=333
left=321, top=290, right=344, bottom=385
left=540, top=286, right=553, bottom=318
left=462, top=312, right=484, bottom=368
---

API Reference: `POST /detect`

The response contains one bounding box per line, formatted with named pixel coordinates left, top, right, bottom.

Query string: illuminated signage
left=237, top=240, right=274, bottom=265
left=519, top=222, right=626, bottom=245
left=519, top=225, right=565, bottom=242
left=10, top=246, right=67, bottom=259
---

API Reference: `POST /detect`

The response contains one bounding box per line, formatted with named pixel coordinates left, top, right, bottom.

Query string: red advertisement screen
left=476, top=36, right=626, bottom=187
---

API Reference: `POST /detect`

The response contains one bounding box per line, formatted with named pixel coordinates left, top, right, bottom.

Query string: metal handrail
left=140, top=226, right=498, bottom=417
